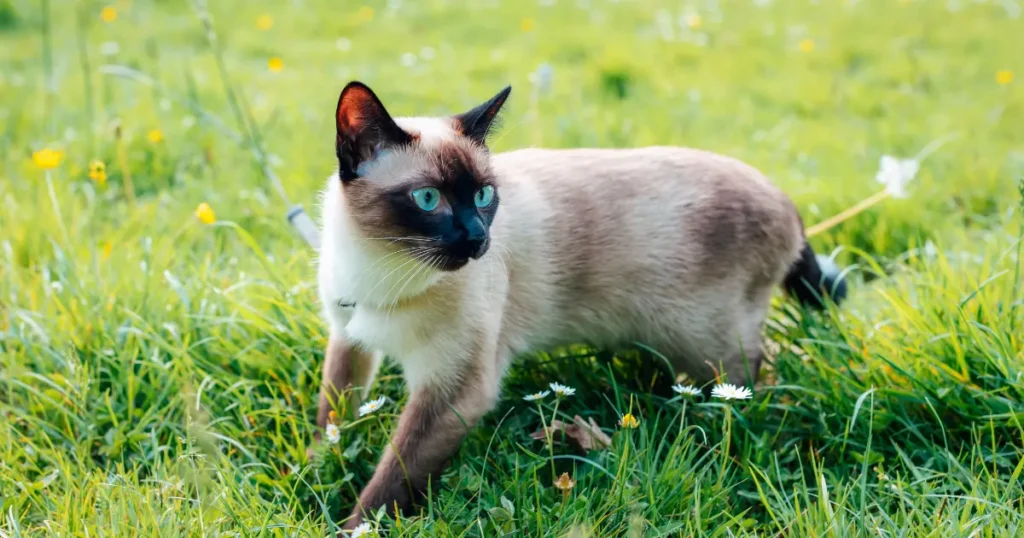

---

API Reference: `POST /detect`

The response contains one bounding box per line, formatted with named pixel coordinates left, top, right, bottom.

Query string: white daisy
left=672, top=384, right=702, bottom=397
left=549, top=382, right=576, bottom=397
left=523, top=390, right=551, bottom=402
left=711, top=383, right=753, bottom=401
left=349, top=522, right=373, bottom=537
left=875, top=155, right=919, bottom=199
left=325, top=424, right=341, bottom=445
left=359, top=396, right=388, bottom=417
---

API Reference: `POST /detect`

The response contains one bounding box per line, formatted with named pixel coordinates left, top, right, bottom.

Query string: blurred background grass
left=1, top=0, right=1023, bottom=536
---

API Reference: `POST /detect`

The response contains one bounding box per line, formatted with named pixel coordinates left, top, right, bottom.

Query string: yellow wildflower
left=686, top=14, right=702, bottom=29
left=268, top=57, right=284, bottom=72
left=147, top=129, right=164, bottom=143
left=619, top=413, right=640, bottom=429
left=328, top=410, right=337, bottom=423
left=520, top=18, right=535, bottom=32
left=102, top=242, right=113, bottom=261
left=996, top=70, right=1014, bottom=85
left=89, top=160, right=107, bottom=187
left=554, top=472, right=576, bottom=492
left=356, top=6, right=375, bottom=24
left=256, top=14, right=273, bottom=30
left=194, top=202, right=216, bottom=224
left=799, top=39, right=815, bottom=53
left=101, top=6, right=117, bottom=23
left=32, top=148, right=64, bottom=170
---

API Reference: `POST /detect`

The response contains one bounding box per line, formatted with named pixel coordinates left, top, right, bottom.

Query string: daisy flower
left=672, top=384, right=701, bottom=397
left=549, top=382, right=576, bottom=397
left=359, top=396, right=388, bottom=417
left=324, top=424, right=341, bottom=445
left=523, top=390, right=550, bottom=402
left=711, top=383, right=753, bottom=401
left=349, top=522, right=373, bottom=537
left=875, top=155, right=919, bottom=199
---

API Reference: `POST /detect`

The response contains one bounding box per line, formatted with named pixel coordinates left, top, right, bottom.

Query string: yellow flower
left=32, top=148, right=64, bottom=170
left=799, top=39, right=815, bottom=53
left=356, top=6, right=375, bottom=24
left=194, top=202, right=216, bottom=224
left=256, top=14, right=273, bottom=30
left=101, top=242, right=113, bottom=261
left=520, top=17, right=535, bottom=32
left=101, top=6, right=117, bottom=23
left=619, top=413, right=640, bottom=429
left=996, top=69, right=1014, bottom=85
left=553, top=472, right=576, bottom=492
left=268, top=57, right=284, bottom=72
left=147, top=129, right=164, bottom=143
left=89, top=160, right=107, bottom=187
left=328, top=410, right=337, bottom=423
left=686, top=14, right=702, bottom=29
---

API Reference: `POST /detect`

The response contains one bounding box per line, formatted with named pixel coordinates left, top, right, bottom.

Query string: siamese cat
left=315, top=82, right=846, bottom=529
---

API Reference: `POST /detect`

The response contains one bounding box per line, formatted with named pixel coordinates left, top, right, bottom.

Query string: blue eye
left=411, top=187, right=441, bottom=212
left=474, top=185, right=495, bottom=208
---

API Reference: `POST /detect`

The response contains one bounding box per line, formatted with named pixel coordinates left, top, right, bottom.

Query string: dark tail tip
left=783, top=243, right=848, bottom=310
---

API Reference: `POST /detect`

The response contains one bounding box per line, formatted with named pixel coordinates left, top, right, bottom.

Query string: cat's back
left=488, top=145, right=804, bottom=310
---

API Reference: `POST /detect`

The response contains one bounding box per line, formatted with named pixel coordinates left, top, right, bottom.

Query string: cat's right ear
left=335, top=82, right=413, bottom=181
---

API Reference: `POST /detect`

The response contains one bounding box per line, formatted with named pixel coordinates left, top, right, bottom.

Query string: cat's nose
left=466, top=235, right=489, bottom=259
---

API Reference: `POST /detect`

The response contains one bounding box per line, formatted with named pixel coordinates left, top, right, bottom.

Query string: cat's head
left=333, top=81, right=510, bottom=272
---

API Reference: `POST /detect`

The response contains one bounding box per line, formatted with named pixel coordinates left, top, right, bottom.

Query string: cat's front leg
left=313, top=333, right=381, bottom=449
left=342, top=351, right=501, bottom=530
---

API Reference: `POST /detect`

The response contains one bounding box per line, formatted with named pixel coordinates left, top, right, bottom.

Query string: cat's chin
left=434, top=256, right=471, bottom=272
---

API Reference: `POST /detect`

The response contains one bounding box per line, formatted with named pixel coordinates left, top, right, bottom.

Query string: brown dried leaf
left=530, top=415, right=612, bottom=453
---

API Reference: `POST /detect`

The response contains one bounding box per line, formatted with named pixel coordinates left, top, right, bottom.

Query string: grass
left=1, top=0, right=1023, bottom=535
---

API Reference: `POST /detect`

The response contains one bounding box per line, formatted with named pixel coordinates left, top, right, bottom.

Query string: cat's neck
left=320, top=176, right=444, bottom=309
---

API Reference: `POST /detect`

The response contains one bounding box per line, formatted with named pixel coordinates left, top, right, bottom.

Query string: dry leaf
left=530, top=415, right=612, bottom=453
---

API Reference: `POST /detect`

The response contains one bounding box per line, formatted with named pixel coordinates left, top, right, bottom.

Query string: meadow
left=2, top=0, right=1023, bottom=535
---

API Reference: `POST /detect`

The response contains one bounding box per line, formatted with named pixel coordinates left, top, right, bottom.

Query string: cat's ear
left=335, top=81, right=414, bottom=181
left=453, top=85, right=512, bottom=146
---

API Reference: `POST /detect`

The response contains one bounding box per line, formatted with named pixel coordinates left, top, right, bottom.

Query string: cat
left=314, top=81, right=846, bottom=529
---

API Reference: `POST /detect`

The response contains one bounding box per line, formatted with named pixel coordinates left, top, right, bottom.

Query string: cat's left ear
left=453, top=85, right=512, bottom=146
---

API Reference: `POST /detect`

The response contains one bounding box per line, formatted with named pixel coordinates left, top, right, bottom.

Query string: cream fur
left=318, top=118, right=805, bottom=392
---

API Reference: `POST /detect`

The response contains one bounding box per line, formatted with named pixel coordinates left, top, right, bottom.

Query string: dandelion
left=996, top=69, right=1014, bottom=85
left=711, top=383, right=753, bottom=401
left=672, top=384, right=701, bottom=397
left=32, top=148, right=63, bottom=170
left=520, top=17, right=535, bottom=32
left=324, top=424, right=341, bottom=444
left=256, top=14, right=273, bottom=30
left=875, top=155, right=919, bottom=199
left=549, top=382, right=576, bottom=397
left=349, top=522, right=373, bottom=537
left=100, top=6, right=117, bottom=23
left=799, top=38, right=815, bottom=53
left=619, top=413, right=640, bottom=429
left=194, top=202, right=216, bottom=224
left=268, top=57, right=284, bottom=72
left=554, top=472, right=576, bottom=492
left=523, top=390, right=550, bottom=402
left=89, top=160, right=107, bottom=187
left=355, top=6, right=375, bottom=24
left=686, top=14, right=702, bottom=29
left=359, top=396, right=388, bottom=417
left=147, top=129, right=164, bottom=143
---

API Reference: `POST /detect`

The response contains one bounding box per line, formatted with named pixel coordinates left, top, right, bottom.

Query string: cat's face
left=334, top=82, right=510, bottom=272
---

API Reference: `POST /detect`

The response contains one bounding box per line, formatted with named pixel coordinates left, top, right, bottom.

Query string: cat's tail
left=783, top=242, right=848, bottom=309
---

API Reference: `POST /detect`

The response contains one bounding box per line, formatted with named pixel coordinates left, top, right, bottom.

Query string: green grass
left=2, top=0, right=1023, bottom=535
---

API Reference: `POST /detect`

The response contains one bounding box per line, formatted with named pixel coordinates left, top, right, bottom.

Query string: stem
left=75, top=1, right=96, bottom=157
left=41, top=0, right=56, bottom=137
left=548, top=399, right=561, bottom=484
left=718, top=405, right=732, bottom=488
left=805, top=190, right=890, bottom=238
left=45, top=171, right=71, bottom=248
left=114, top=124, right=136, bottom=206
